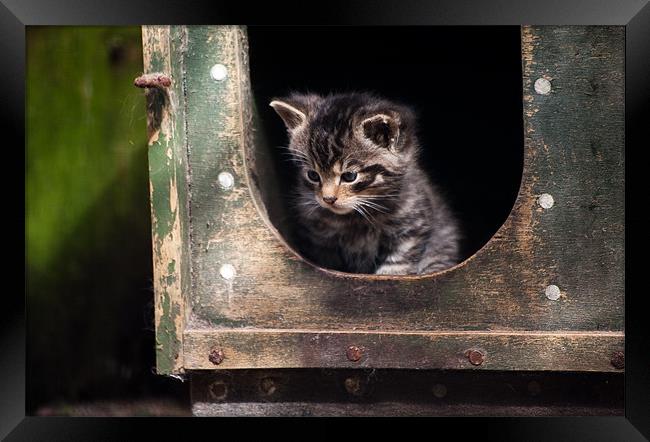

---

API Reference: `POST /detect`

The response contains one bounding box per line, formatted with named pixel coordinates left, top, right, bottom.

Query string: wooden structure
left=139, top=25, right=624, bottom=415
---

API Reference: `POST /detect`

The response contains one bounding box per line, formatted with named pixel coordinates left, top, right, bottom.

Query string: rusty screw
left=344, top=376, right=364, bottom=396
left=610, top=351, right=624, bottom=370
left=208, top=380, right=228, bottom=400
left=346, top=345, right=363, bottom=362
left=208, top=348, right=224, bottom=365
left=467, top=349, right=485, bottom=366
left=260, top=377, right=277, bottom=396
left=134, top=73, right=171, bottom=89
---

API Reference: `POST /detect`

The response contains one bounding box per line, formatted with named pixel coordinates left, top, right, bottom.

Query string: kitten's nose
left=323, top=196, right=338, bottom=205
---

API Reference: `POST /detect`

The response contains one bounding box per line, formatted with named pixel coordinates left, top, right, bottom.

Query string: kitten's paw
left=375, top=263, right=412, bottom=275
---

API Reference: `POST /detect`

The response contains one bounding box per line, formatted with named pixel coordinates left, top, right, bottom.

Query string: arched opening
left=246, top=26, right=524, bottom=275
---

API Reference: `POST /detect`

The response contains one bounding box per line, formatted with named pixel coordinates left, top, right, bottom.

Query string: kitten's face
left=271, top=93, right=415, bottom=217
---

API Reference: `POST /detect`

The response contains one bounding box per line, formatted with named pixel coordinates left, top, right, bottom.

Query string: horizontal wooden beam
left=184, top=329, right=624, bottom=372
left=192, top=402, right=621, bottom=417
left=189, top=368, right=623, bottom=417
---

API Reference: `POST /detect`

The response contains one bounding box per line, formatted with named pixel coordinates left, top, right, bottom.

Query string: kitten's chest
left=310, top=220, right=382, bottom=272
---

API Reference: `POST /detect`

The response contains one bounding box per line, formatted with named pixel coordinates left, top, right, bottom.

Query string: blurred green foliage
left=27, top=26, right=147, bottom=273
left=26, top=27, right=181, bottom=410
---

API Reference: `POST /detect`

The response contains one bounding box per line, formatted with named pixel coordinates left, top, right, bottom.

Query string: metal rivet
left=346, top=345, right=363, bottom=362
left=218, top=171, right=234, bottom=190
left=432, top=384, right=447, bottom=398
left=260, top=377, right=277, bottom=396
left=210, top=63, right=228, bottom=81
left=534, top=77, right=552, bottom=95
left=219, top=264, right=236, bottom=280
left=208, top=348, right=224, bottom=365
left=545, top=284, right=561, bottom=301
left=208, top=380, right=228, bottom=400
left=467, top=349, right=485, bottom=366
left=538, top=193, right=554, bottom=209
left=611, top=351, right=624, bottom=370
left=344, top=376, right=364, bottom=396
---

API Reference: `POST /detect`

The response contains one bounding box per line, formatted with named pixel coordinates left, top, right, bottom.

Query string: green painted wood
left=142, top=26, right=192, bottom=375
left=184, top=329, right=624, bottom=371
left=187, top=26, right=624, bottom=333
left=146, top=26, right=624, bottom=373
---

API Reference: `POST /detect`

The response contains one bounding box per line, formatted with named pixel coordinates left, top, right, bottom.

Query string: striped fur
left=270, top=92, right=460, bottom=275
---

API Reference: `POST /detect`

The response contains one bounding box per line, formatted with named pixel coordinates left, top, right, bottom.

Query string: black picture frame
left=7, top=0, right=649, bottom=439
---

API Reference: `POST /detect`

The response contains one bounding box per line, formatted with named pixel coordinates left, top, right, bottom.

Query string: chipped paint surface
left=186, top=26, right=620, bottom=338
left=141, top=26, right=623, bottom=372
left=142, top=26, right=190, bottom=375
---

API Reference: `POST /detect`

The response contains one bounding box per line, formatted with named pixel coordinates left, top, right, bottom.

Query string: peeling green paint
left=143, top=26, right=191, bottom=375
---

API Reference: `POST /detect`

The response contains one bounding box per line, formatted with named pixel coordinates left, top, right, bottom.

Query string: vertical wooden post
left=141, top=26, right=191, bottom=376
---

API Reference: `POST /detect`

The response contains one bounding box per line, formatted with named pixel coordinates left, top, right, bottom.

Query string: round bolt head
left=210, top=63, right=228, bottom=81
left=208, top=348, right=224, bottom=365
left=545, top=284, right=561, bottom=301
left=432, top=383, right=447, bottom=398
left=219, top=264, right=236, bottom=280
left=611, top=351, right=624, bottom=369
left=534, top=77, right=552, bottom=95
left=218, top=171, right=234, bottom=190
left=208, top=380, right=228, bottom=400
left=260, top=377, right=277, bottom=396
left=346, top=345, right=363, bottom=362
left=467, top=349, right=485, bottom=366
left=538, top=193, right=554, bottom=209
left=344, top=376, right=364, bottom=396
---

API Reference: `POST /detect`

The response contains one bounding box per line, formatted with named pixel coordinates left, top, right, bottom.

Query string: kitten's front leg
left=375, top=237, right=420, bottom=275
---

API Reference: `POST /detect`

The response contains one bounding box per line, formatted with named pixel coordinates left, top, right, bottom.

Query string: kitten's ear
left=361, top=114, right=401, bottom=150
left=269, top=99, right=307, bottom=131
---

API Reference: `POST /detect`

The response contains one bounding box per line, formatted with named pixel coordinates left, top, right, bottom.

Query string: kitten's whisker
left=358, top=194, right=400, bottom=200
left=353, top=206, right=374, bottom=226
left=280, top=153, right=310, bottom=164
left=354, top=204, right=378, bottom=228
left=305, top=204, right=321, bottom=217
left=357, top=200, right=389, bottom=213
left=357, top=203, right=389, bottom=215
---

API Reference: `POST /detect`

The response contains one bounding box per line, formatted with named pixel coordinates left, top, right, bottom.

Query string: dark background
left=26, top=26, right=188, bottom=415
left=249, top=26, right=524, bottom=261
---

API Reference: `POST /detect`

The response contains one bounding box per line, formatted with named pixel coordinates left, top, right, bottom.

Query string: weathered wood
left=142, top=26, right=192, bottom=375
left=144, top=26, right=624, bottom=373
left=184, top=329, right=624, bottom=371
left=186, top=25, right=624, bottom=335
left=189, top=369, right=623, bottom=416
left=192, top=402, right=621, bottom=417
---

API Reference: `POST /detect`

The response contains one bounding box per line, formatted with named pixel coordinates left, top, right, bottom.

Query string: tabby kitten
left=270, top=92, right=460, bottom=275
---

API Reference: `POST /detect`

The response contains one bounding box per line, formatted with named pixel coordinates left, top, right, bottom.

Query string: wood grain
left=184, top=329, right=624, bottom=372
left=184, top=25, right=624, bottom=335
left=144, top=26, right=624, bottom=373
left=142, top=26, right=192, bottom=375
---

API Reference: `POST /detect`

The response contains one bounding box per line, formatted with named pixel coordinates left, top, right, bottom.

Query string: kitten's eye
left=307, top=170, right=321, bottom=182
left=341, top=172, right=358, bottom=183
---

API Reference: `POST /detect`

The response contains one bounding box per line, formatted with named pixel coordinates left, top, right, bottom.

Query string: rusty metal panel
left=144, top=25, right=624, bottom=374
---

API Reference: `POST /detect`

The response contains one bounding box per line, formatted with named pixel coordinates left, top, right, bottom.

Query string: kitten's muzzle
left=323, top=196, right=338, bottom=205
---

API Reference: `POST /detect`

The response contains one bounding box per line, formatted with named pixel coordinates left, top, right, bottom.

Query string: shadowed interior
left=247, top=26, right=524, bottom=271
